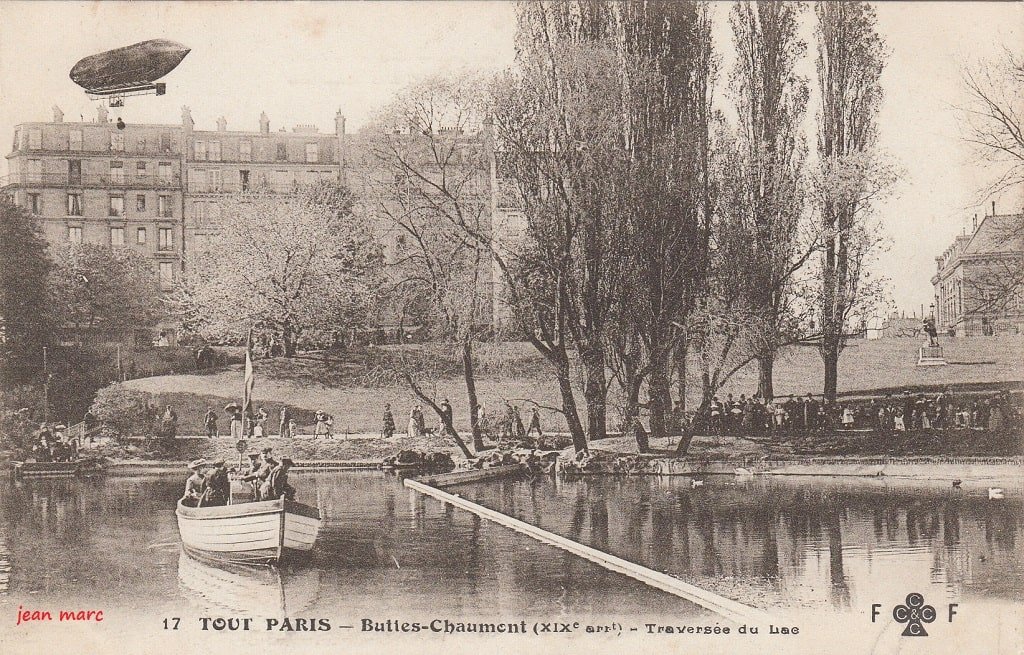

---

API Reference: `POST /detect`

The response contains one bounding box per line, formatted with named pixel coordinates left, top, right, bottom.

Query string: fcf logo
left=871, top=593, right=957, bottom=637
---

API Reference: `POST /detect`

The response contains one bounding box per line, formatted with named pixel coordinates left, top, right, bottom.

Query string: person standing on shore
left=203, top=407, right=218, bottom=438
left=439, top=399, right=453, bottom=436
left=382, top=403, right=395, bottom=438
left=527, top=407, right=543, bottom=439
left=230, top=407, right=243, bottom=440
left=408, top=407, right=420, bottom=438
left=279, top=406, right=292, bottom=438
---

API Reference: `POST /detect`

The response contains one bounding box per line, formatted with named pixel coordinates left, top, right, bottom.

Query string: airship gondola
left=70, top=39, right=190, bottom=100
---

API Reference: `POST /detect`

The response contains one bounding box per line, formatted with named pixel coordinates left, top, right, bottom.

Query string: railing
left=0, top=172, right=181, bottom=188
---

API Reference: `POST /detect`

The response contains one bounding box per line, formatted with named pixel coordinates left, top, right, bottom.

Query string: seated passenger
left=181, top=459, right=207, bottom=507
left=266, top=457, right=296, bottom=501
left=200, top=459, right=230, bottom=507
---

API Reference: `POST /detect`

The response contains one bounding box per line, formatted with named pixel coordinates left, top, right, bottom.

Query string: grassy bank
left=119, top=336, right=1024, bottom=437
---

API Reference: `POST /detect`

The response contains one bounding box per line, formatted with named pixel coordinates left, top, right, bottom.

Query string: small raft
left=11, top=460, right=104, bottom=480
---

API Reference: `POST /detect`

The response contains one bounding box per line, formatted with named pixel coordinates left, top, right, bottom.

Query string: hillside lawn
left=122, top=336, right=1024, bottom=436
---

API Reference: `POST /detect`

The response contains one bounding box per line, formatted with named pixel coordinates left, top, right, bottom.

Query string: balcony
left=0, top=172, right=181, bottom=189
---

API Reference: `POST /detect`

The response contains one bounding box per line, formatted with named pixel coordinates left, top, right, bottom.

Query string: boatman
left=239, top=451, right=261, bottom=499
left=201, top=458, right=230, bottom=507
left=242, top=448, right=276, bottom=501
left=182, top=459, right=207, bottom=507
left=267, top=457, right=296, bottom=501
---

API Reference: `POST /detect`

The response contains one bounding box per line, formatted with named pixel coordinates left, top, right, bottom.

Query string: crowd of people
left=29, top=422, right=79, bottom=462
left=180, top=447, right=295, bottom=508
left=692, top=389, right=1021, bottom=437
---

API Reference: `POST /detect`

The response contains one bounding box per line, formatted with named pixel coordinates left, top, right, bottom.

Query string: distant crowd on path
left=380, top=399, right=544, bottom=442
left=695, top=389, right=1021, bottom=436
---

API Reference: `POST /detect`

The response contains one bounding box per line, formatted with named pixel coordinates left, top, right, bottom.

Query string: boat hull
left=176, top=498, right=321, bottom=565
left=11, top=460, right=103, bottom=479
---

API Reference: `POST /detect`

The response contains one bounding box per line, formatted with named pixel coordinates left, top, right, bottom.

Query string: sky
left=0, top=1, right=1021, bottom=314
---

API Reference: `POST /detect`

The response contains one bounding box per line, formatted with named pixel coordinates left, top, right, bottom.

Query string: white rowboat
left=176, top=497, right=323, bottom=565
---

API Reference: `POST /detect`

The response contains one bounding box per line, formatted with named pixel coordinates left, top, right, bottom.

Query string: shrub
left=90, top=383, right=155, bottom=438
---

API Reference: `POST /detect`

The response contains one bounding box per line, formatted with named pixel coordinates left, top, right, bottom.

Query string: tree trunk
left=580, top=345, right=607, bottom=443
left=554, top=360, right=588, bottom=454
left=674, top=343, right=687, bottom=412
left=757, top=353, right=774, bottom=400
left=461, top=339, right=483, bottom=452
left=822, top=338, right=839, bottom=403
left=649, top=351, right=671, bottom=442
left=282, top=324, right=297, bottom=358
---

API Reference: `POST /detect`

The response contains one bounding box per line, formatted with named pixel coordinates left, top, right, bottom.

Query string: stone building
left=3, top=106, right=514, bottom=340
left=932, top=207, right=1024, bottom=336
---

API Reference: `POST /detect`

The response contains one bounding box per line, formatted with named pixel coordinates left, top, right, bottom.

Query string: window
left=239, top=169, right=250, bottom=191
left=110, top=227, right=125, bottom=246
left=69, top=130, right=82, bottom=151
left=158, top=162, right=172, bottom=184
left=208, top=169, right=222, bottom=191
left=158, top=195, right=172, bottom=218
left=136, top=135, right=146, bottom=153
left=194, top=201, right=206, bottom=224
left=136, top=162, right=147, bottom=177
left=110, top=161, right=125, bottom=184
left=111, top=132, right=124, bottom=152
left=305, top=143, right=319, bottom=163
left=136, top=227, right=147, bottom=244
left=68, top=226, right=82, bottom=243
left=109, top=195, right=124, bottom=217
left=158, top=227, right=173, bottom=251
left=208, top=141, right=221, bottom=161
left=209, top=202, right=221, bottom=221
left=26, top=159, right=42, bottom=182
left=28, top=193, right=41, bottom=215
left=194, top=140, right=206, bottom=160
left=239, top=140, right=252, bottom=161
left=136, top=194, right=146, bottom=212
left=67, top=193, right=83, bottom=216
left=28, top=129, right=41, bottom=149
left=191, top=169, right=206, bottom=192
left=160, top=133, right=173, bottom=153
left=276, top=142, right=287, bottom=161
left=159, top=262, right=174, bottom=288
left=68, top=159, right=82, bottom=184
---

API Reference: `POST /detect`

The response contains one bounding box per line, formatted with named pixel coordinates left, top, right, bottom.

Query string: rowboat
left=10, top=460, right=104, bottom=480
left=176, top=497, right=322, bottom=565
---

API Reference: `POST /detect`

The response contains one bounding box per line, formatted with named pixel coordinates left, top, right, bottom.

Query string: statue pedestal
left=917, top=345, right=947, bottom=367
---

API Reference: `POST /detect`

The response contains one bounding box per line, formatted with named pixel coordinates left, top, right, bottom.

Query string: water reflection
left=461, top=475, right=1024, bottom=611
left=177, top=551, right=321, bottom=616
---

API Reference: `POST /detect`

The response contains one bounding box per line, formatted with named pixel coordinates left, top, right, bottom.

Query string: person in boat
left=242, top=448, right=276, bottom=501
left=266, top=457, right=296, bottom=501
left=240, top=451, right=262, bottom=498
left=200, top=458, right=230, bottom=507
left=182, top=459, right=207, bottom=507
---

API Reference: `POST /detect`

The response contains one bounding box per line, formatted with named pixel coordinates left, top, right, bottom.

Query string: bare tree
left=958, top=48, right=1024, bottom=314
left=357, top=76, right=492, bottom=453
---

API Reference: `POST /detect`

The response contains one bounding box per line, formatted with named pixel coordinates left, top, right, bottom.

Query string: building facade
left=932, top=210, right=1024, bottom=336
left=3, top=105, right=514, bottom=339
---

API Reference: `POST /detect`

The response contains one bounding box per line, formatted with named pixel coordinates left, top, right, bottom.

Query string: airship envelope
left=70, top=39, right=190, bottom=94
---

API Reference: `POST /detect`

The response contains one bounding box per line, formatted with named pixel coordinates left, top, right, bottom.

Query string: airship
left=70, top=39, right=190, bottom=99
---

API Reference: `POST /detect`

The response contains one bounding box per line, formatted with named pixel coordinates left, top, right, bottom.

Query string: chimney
left=259, top=112, right=270, bottom=134
left=334, top=109, right=346, bottom=136
left=52, top=106, right=63, bottom=123
left=97, top=104, right=108, bottom=124
left=216, top=116, right=227, bottom=132
left=992, top=200, right=996, bottom=216
left=181, top=106, right=194, bottom=131
left=973, top=213, right=978, bottom=232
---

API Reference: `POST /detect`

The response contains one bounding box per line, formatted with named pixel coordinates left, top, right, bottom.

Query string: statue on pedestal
left=922, top=317, right=939, bottom=348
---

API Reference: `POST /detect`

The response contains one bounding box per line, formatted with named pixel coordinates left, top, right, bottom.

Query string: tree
left=359, top=75, right=492, bottom=453
left=179, top=183, right=383, bottom=356
left=728, top=1, right=814, bottom=400
left=50, top=243, right=162, bottom=341
left=958, top=48, right=1024, bottom=313
left=814, top=2, right=893, bottom=402
left=0, top=196, right=54, bottom=382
